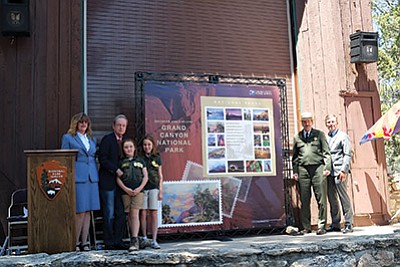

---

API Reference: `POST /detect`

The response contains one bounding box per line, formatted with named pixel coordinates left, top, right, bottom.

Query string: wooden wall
left=0, top=0, right=81, bottom=241
left=295, top=0, right=378, bottom=122
left=295, top=0, right=389, bottom=225
left=86, top=0, right=296, bottom=140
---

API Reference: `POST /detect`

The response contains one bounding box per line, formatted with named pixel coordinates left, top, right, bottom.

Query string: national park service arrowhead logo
left=36, top=160, right=67, bottom=201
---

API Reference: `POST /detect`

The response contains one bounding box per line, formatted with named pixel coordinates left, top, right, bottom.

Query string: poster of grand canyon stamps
left=142, top=80, right=286, bottom=231
left=160, top=180, right=222, bottom=227
left=201, top=96, right=276, bottom=177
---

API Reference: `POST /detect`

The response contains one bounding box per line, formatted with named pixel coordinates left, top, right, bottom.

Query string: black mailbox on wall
left=350, top=31, right=378, bottom=63
left=1, top=0, right=30, bottom=36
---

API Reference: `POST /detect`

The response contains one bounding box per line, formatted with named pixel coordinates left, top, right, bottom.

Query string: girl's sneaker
left=139, top=236, right=150, bottom=249
left=128, top=237, right=139, bottom=251
left=151, top=240, right=160, bottom=249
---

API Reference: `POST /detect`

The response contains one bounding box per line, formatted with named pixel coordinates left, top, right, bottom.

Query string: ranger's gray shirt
left=327, top=130, right=352, bottom=176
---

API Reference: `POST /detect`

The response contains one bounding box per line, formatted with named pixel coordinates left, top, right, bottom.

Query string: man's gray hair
left=324, top=114, right=338, bottom=122
left=113, top=114, right=128, bottom=125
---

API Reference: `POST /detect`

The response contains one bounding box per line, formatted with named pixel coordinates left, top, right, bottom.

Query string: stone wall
left=0, top=232, right=399, bottom=267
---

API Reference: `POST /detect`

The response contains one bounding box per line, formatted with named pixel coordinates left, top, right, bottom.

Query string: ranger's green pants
left=298, top=164, right=327, bottom=230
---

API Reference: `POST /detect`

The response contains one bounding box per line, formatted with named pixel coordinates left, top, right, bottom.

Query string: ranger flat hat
left=301, top=112, right=314, bottom=120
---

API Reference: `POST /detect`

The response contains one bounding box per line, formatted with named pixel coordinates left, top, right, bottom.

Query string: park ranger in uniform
left=292, top=112, right=331, bottom=235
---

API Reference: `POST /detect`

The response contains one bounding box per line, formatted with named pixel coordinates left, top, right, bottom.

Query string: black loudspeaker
left=1, top=0, right=30, bottom=36
left=350, top=31, right=378, bottom=63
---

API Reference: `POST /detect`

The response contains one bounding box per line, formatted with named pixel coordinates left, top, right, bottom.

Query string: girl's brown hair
left=121, top=138, right=137, bottom=158
left=142, top=134, right=158, bottom=156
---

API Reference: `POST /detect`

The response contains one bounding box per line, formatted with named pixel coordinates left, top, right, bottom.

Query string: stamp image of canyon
left=225, top=108, right=243, bottom=120
left=254, top=147, right=271, bottom=159
left=208, top=147, right=225, bottom=159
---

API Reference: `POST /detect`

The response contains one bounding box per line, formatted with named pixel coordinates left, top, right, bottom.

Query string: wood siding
left=86, top=0, right=295, bottom=139
left=295, top=0, right=379, bottom=128
left=0, top=0, right=81, bottom=239
left=295, top=0, right=389, bottom=225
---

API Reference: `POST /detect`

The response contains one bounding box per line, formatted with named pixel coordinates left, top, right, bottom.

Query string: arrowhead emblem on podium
left=36, top=160, right=67, bottom=201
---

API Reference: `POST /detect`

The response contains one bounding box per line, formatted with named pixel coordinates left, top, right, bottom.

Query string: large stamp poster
left=201, top=96, right=276, bottom=177
left=143, top=80, right=286, bottom=232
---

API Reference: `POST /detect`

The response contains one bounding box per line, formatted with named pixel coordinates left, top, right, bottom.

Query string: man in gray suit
left=325, top=114, right=354, bottom=233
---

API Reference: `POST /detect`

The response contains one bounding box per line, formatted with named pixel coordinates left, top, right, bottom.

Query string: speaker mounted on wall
left=350, top=31, right=378, bottom=64
left=1, top=0, right=30, bottom=37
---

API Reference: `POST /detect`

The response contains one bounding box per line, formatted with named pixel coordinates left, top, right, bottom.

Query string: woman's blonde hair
left=67, top=113, right=93, bottom=137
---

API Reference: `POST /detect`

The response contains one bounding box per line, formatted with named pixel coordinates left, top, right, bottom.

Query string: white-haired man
left=325, top=114, right=353, bottom=234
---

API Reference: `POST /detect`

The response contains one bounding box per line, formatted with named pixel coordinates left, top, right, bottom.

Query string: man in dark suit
left=98, top=114, right=128, bottom=249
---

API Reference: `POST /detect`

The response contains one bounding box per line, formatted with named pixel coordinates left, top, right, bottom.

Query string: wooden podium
left=24, top=149, right=78, bottom=254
